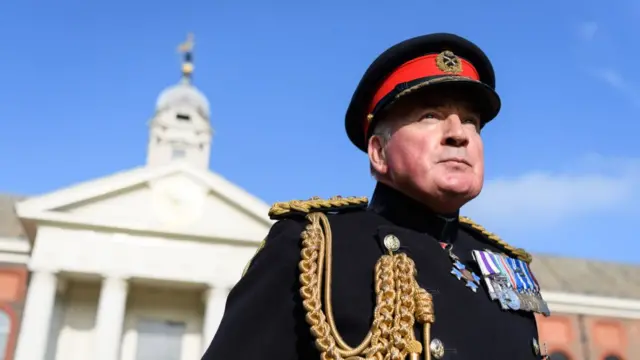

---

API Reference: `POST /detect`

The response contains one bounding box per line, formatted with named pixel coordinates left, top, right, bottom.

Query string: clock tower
left=147, top=33, right=213, bottom=170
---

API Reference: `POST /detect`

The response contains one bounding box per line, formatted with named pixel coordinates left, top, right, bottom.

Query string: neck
left=368, top=182, right=460, bottom=243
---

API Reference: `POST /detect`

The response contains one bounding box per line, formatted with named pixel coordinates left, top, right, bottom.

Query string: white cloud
left=589, top=67, right=640, bottom=107
left=463, top=156, right=640, bottom=230
left=572, top=21, right=640, bottom=106
left=577, top=21, right=599, bottom=42
left=593, top=67, right=625, bottom=90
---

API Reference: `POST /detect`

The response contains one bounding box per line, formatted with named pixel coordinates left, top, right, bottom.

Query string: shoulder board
left=268, top=196, right=369, bottom=220
left=242, top=237, right=266, bottom=278
left=459, top=216, right=533, bottom=264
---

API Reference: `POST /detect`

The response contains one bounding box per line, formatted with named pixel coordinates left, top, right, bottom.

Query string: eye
left=420, top=112, right=440, bottom=120
left=462, top=116, right=481, bottom=128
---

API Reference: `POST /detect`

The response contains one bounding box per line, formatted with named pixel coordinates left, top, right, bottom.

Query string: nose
left=441, top=114, right=469, bottom=147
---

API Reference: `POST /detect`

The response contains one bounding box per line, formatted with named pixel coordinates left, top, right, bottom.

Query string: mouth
left=439, top=158, right=471, bottom=166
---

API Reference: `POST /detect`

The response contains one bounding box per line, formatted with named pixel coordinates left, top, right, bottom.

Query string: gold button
left=383, top=234, right=400, bottom=252
left=430, top=338, right=445, bottom=359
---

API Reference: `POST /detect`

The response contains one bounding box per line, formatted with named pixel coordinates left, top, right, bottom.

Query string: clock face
left=151, top=176, right=206, bottom=228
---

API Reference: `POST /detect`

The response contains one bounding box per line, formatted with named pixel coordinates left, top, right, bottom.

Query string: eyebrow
left=417, top=101, right=479, bottom=114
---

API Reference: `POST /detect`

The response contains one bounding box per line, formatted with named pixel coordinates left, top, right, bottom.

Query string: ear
left=368, top=135, right=388, bottom=175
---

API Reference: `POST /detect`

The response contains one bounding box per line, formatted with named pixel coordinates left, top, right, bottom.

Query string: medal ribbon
left=522, top=261, right=541, bottom=291
left=472, top=250, right=497, bottom=299
left=480, top=251, right=501, bottom=275
left=492, top=253, right=518, bottom=289
left=517, top=258, right=551, bottom=316
left=506, top=257, right=527, bottom=292
left=514, top=259, right=535, bottom=291
left=473, top=251, right=495, bottom=276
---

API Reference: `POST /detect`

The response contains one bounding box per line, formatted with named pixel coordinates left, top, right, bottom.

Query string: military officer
left=202, top=33, right=549, bottom=360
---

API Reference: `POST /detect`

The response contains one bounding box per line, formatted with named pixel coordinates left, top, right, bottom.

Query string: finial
left=177, top=33, right=195, bottom=82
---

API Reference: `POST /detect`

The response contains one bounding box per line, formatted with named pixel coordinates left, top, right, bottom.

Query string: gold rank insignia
left=436, top=50, right=463, bottom=74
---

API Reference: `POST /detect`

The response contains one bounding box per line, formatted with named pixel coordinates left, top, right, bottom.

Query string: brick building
left=532, top=256, right=640, bottom=359
left=0, top=194, right=30, bottom=360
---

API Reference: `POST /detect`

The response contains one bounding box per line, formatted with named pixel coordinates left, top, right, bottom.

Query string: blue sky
left=1, top=0, right=639, bottom=262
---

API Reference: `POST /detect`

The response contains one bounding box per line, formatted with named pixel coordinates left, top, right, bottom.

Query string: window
left=549, top=351, right=570, bottom=360
left=176, top=113, right=191, bottom=122
left=135, top=319, right=185, bottom=360
left=0, top=310, right=10, bottom=360
left=171, top=148, right=186, bottom=159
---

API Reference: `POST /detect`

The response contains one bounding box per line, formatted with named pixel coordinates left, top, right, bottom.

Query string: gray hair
left=369, top=120, right=394, bottom=179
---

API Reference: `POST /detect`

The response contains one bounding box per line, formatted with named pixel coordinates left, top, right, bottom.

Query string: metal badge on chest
left=437, top=241, right=550, bottom=317
left=471, top=249, right=550, bottom=316
left=439, top=243, right=481, bottom=292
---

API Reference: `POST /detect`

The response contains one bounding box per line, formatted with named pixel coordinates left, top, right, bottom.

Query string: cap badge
left=436, top=50, right=462, bottom=74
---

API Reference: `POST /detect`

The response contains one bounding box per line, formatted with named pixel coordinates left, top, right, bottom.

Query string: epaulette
left=268, top=195, right=369, bottom=220
left=459, top=216, right=533, bottom=264
left=242, top=195, right=368, bottom=278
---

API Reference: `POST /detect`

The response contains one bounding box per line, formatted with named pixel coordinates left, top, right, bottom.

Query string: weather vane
left=177, top=33, right=195, bottom=81
left=178, top=33, right=195, bottom=54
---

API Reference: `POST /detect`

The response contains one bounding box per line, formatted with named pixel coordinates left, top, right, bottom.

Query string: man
left=202, top=33, right=549, bottom=360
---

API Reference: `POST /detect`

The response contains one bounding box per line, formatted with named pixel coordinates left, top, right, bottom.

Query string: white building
left=11, top=36, right=271, bottom=360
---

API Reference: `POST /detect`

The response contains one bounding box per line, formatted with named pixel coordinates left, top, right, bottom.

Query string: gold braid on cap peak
left=299, top=212, right=435, bottom=360
left=268, top=196, right=369, bottom=219
left=459, top=216, right=533, bottom=264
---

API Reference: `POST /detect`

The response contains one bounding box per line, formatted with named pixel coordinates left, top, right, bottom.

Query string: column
left=201, top=285, right=230, bottom=354
left=14, top=271, right=58, bottom=360
left=94, top=276, right=129, bottom=360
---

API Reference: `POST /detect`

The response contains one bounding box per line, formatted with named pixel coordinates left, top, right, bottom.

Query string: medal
left=519, top=259, right=551, bottom=316
left=504, top=256, right=532, bottom=311
left=473, top=249, right=551, bottom=315
left=473, top=250, right=523, bottom=312
left=492, top=271, right=520, bottom=311
left=441, top=243, right=481, bottom=292
left=473, top=250, right=507, bottom=308
left=487, top=274, right=509, bottom=310
left=503, top=287, right=521, bottom=311
left=492, top=252, right=527, bottom=310
left=509, top=257, right=541, bottom=313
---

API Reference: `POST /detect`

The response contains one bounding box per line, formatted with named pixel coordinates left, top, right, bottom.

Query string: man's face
left=368, top=90, right=485, bottom=212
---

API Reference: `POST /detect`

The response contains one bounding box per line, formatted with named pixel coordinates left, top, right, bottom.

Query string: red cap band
left=364, top=52, right=479, bottom=137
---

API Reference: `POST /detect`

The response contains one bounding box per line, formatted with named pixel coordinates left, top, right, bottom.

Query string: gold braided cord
left=300, top=212, right=435, bottom=360
left=267, top=196, right=530, bottom=264
left=459, top=216, right=533, bottom=263
left=269, top=196, right=369, bottom=218
left=321, top=213, right=373, bottom=353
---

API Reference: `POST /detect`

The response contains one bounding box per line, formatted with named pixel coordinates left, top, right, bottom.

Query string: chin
left=436, top=179, right=481, bottom=199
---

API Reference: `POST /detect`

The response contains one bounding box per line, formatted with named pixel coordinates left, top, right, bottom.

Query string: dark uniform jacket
left=202, top=182, right=544, bottom=359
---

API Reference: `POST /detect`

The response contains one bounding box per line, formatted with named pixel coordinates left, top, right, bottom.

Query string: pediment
left=15, top=162, right=273, bottom=242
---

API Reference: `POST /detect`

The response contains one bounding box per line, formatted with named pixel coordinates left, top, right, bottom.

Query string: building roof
left=156, top=82, right=210, bottom=119
left=0, top=193, right=27, bottom=238
left=530, top=254, right=640, bottom=299
left=1, top=192, right=638, bottom=298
